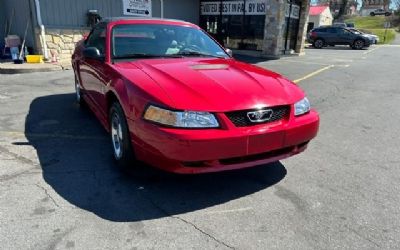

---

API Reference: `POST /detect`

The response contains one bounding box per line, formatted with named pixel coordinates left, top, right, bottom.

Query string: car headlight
left=294, top=97, right=311, bottom=116
left=143, top=105, right=219, bottom=128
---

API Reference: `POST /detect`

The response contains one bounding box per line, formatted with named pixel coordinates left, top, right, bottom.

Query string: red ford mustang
left=72, top=17, right=319, bottom=174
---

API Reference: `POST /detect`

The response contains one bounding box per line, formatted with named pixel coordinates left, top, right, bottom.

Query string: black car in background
left=307, top=26, right=371, bottom=50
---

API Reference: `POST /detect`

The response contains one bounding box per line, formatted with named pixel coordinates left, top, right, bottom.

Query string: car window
left=316, top=28, right=327, bottom=33
left=340, top=29, right=351, bottom=35
left=86, top=26, right=106, bottom=55
left=350, top=29, right=361, bottom=34
left=327, top=28, right=338, bottom=33
left=112, top=24, right=228, bottom=59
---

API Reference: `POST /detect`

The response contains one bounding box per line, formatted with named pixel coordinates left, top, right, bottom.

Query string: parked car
left=72, top=17, right=319, bottom=174
left=370, top=9, right=391, bottom=16
left=348, top=28, right=379, bottom=44
left=307, top=26, right=371, bottom=49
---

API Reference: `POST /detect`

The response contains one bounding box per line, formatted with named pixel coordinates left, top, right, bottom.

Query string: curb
left=0, top=64, right=63, bottom=74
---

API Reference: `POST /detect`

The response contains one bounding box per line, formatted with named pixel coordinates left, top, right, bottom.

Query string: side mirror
left=225, top=48, right=233, bottom=57
left=83, top=47, right=103, bottom=60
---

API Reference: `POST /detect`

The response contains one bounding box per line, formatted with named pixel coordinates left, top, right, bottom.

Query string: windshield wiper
left=176, top=51, right=225, bottom=58
left=113, top=53, right=183, bottom=59
left=113, top=52, right=225, bottom=60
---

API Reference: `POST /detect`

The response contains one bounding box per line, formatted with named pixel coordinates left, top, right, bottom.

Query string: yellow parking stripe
left=293, top=65, right=334, bottom=83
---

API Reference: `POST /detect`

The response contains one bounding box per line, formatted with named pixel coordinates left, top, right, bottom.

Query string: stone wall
left=35, top=28, right=90, bottom=61
left=261, top=0, right=286, bottom=59
left=261, top=0, right=310, bottom=58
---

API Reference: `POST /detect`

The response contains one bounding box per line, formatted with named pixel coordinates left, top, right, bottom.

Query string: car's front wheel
left=75, top=75, right=85, bottom=106
left=353, top=40, right=365, bottom=50
left=313, top=39, right=324, bottom=49
left=109, top=102, right=135, bottom=170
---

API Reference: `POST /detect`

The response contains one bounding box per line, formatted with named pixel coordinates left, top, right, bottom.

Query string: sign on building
left=123, top=0, right=152, bottom=17
left=200, top=0, right=267, bottom=15
left=285, top=3, right=300, bottom=19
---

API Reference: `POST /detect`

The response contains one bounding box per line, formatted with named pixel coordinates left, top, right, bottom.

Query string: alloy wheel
left=314, top=40, right=323, bottom=49
left=75, top=77, right=81, bottom=103
left=354, top=40, right=364, bottom=50
left=111, top=112, right=123, bottom=160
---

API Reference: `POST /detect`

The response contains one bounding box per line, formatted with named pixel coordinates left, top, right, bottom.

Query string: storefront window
left=283, top=0, right=301, bottom=51
left=200, top=0, right=266, bottom=50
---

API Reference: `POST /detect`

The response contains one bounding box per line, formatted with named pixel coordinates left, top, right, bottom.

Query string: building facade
left=1, top=0, right=310, bottom=60
left=308, top=5, right=333, bottom=31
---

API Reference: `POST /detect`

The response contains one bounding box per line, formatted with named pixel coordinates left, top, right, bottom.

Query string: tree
left=329, top=0, right=349, bottom=20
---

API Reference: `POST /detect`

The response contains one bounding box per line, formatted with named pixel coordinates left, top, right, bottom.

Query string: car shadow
left=25, top=93, right=287, bottom=222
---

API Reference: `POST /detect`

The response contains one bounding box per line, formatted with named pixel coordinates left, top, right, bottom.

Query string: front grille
left=225, top=105, right=290, bottom=127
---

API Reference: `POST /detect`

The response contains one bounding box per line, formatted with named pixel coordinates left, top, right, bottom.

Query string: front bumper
left=130, top=109, right=319, bottom=174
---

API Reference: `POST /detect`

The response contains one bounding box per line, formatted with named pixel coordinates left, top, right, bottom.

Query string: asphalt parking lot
left=1, top=44, right=400, bottom=250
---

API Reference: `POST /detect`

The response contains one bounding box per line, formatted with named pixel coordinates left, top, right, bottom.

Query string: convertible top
left=99, top=17, right=194, bottom=27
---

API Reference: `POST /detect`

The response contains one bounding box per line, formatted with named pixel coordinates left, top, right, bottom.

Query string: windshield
left=112, top=24, right=229, bottom=59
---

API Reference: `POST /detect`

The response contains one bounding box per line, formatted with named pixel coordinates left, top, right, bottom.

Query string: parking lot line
left=293, top=65, right=335, bottom=83
left=363, top=46, right=381, bottom=55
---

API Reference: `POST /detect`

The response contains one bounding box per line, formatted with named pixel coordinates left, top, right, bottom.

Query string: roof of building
left=309, top=6, right=329, bottom=16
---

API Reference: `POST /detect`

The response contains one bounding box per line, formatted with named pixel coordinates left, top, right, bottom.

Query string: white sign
left=200, top=0, right=267, bottom=16
left=123, top=0, right=152, bottom=17
left=285, top=3, right=300, bottom=19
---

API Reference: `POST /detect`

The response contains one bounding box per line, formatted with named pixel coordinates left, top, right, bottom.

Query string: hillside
left=345, top=16, right=387, bottom=29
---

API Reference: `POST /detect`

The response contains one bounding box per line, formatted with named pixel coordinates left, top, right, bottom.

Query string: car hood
left=362, top=34, right=374, bottom=39
left=115, top=58, right=304, bottom=112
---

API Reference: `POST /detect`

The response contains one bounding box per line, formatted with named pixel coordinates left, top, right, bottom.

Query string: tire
left=74, top=74, right=85, bottom=106
left=370, top=12, right=375, bottom=16
left=313, top=39, right=324, bottom=49
left=353, top=39, right=365, bottom=50
left=109, top=102, right=135, bottom=170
